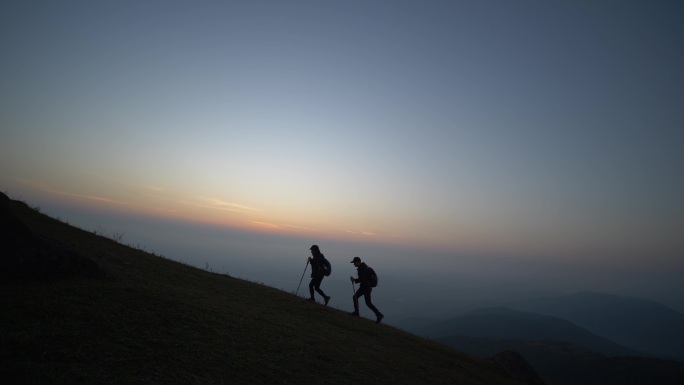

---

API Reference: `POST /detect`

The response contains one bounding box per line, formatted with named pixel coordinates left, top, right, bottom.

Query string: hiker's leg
left=363, top=289, right=381, bottom=316
left=313, top=275, right=326, bottom=297
left=308, top=278, right=315, bottom=299
left=352, top=288, right=363, bottom=314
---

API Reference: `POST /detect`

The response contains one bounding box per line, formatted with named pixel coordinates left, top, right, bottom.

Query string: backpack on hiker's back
left=322, top=256, right=332, bottom=277
left=367, top=266, right=378, bottom=287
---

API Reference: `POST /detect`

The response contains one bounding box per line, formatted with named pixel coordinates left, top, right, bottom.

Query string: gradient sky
left=2, top=1, right=683, bottom=278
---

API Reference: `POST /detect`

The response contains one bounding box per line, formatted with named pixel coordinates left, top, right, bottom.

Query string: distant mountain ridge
left=438, top=335, right=684, bottom=385
left=415, top=306, right=642, bottom=357
left=512, top=291, right=684, bottom=361
left=413, top=305, right=684, bottom=385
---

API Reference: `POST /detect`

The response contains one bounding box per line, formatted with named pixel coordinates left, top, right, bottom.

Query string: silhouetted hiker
left=307, top=245, right=331, bottom=305
left=349, top=256, right=384, bottom=324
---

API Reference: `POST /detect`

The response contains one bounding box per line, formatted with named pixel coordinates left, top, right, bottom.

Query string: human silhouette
left=307, top=245, right=330, bottom=305
left=349, top=256, right=384, bottom=323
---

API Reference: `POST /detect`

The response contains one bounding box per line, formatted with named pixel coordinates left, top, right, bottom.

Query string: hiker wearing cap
left=350, top=256, right=384, bottom=324
left=307, top=245, right=331, bottom=305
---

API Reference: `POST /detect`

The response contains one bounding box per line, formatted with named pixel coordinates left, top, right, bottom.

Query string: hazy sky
left=2, top=1, right=683, bottom=293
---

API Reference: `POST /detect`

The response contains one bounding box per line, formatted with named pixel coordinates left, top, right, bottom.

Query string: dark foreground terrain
left=0, top=192, right=541, bottom=385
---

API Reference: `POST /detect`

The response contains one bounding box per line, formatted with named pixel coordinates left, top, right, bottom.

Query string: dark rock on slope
left=488, top=350, right=546, bottom=385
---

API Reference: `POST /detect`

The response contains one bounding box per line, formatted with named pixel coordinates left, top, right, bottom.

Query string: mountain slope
left=0, top=194, right=534, bottom=385
left=416, top=307, right=642, bottom=357
left=513, top=292, right=684, bottom=361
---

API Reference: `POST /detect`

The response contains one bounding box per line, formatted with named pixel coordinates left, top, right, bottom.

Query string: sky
left=2, top=1, right=683, bottom=311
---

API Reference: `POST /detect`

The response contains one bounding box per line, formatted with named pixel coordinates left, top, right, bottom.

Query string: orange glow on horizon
left=26, top=184, right=415, bottom=246
left=14, top=179, right=650, bottom=262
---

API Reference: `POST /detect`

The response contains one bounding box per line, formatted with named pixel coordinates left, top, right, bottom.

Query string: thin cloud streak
left=198, top=197, right=255, bottom=211
left=45, top=188, right=131, bottom=206
left=344, top=229, right=400, bottom=238
left=179, top=199, right=250, bottom=212
left=251, top=221, right=280, bottom=229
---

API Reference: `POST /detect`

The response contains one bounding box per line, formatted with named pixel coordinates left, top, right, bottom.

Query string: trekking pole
left=295, top=258, right=310, bottom=296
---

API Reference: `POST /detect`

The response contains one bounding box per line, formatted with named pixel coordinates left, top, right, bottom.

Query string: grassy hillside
left=0, top=195, right=535, bottom=385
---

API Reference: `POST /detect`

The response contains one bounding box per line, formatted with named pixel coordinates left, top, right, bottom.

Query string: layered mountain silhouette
left=415, top=307, right=642, bottom=357
left=411, top=306, right=684, bottom=385
left=439, top=335, right=684, bottom=385
left=512, top=292, right=684, bottom=361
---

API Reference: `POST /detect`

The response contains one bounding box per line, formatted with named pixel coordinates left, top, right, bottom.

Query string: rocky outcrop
left=489, top=350, right=547, bottom=385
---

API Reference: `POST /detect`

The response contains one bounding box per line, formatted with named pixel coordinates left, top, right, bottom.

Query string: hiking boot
left=349, top=311, right=359, bottom=317
left=306, top=297, right=315, bottom=303
left=324, top=296, right=331, bottom=306
left=375, top=314, right=384, bottom=324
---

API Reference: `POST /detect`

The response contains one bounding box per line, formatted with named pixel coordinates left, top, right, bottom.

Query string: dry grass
left=1, top=199, right=526, bottom=385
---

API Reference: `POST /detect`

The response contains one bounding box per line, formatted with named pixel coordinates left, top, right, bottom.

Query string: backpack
left=322, top=257, right=332, bottom=277
left=367, top=267, right=378, bottom=287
